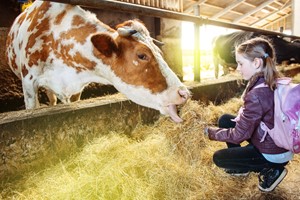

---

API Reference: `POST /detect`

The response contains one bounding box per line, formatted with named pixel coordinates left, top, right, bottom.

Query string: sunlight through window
left=181, top=22, right=237, bottom=81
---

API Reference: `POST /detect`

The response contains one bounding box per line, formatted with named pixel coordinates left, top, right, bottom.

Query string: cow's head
left=91, top=20, right=190, bottom=122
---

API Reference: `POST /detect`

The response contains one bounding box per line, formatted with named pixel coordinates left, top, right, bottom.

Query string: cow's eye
left=137, top=53, right=148, bottom=60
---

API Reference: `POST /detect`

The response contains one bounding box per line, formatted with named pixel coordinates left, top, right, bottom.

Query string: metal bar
left=193, top=5, right=201, bottom=82
left=42, top=0, right=300, bottom=40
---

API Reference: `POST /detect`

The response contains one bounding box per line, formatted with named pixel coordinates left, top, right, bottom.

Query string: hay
left=1, top=77, right=300, bottom=199
left=292, top=73, right=300, bottom=83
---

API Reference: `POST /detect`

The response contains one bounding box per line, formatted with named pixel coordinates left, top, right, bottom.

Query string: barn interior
left=1, top=0, right=300, bottom=199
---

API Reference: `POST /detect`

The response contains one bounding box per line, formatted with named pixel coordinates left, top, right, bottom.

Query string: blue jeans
left=213, top=114, right=288, bottom=172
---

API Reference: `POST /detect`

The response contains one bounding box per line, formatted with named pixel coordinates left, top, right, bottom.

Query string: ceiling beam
left=265, top=4, right=278, bottom=10
left=211, top=0, right=245, bottom=19
left=242, top=1, right=256, bottom=8
left=273, top=0, right=284, bottom=6
left=183, top=0, right=207, bottom=13
left=250, top=1, right=291, bottom=26
left=260, top=13, right=291, bottom=30
left=233, top=0, right=275, bottom=23
left=198, top=2, right=245, bottom=16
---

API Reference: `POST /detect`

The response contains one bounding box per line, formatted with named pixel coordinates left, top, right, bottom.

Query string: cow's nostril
left=180, top=92, right=187, bottom=99
left=178, top=88, right=190, bottom=101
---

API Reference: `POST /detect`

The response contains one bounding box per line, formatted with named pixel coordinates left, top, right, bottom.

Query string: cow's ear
left=91, top=33, right=118, bottom=57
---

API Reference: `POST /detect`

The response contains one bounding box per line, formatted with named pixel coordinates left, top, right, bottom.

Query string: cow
left=212, top=31, right=300, bottom=78
left=6, top=0, right=190, bottom=123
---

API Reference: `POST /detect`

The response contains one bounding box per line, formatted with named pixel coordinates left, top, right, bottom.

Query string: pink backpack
left=256, top=78, right=300, bottom=153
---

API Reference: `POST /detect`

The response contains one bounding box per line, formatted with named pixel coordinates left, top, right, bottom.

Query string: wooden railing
left=117, top=0, right=183, bottom=12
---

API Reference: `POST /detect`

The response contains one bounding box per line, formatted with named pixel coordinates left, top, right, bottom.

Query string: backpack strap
left=259, top=121, right=269, bottom=142
left=296, top=112, right=300, bottom=130
left=253, top=83, right=272, bottom=143
left=253, top=83, right=268, bottom=89
left=276, top=77, right=292, bottom=85
left=252, top=83, right=269, bottom=143
left=253, top=77, right=292, bottom=90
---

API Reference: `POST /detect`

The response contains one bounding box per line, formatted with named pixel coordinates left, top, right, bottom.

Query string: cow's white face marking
left=132, top=60, right=138, bottom=66
left=6, top=1, right=190, bottom=122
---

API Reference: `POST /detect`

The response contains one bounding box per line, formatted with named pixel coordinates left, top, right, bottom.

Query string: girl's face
left=235, top=52, right=262, bottom=80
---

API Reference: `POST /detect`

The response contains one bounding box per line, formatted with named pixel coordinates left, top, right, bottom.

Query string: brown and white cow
left=6, top=0, right=190, bottom=122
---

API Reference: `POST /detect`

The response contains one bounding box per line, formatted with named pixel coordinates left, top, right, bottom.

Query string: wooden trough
left=0, top=76, right=245, bottom=179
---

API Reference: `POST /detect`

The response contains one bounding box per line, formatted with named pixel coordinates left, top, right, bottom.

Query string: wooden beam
left=211, top=0, right=245, bottom=19
left=250, top=1, right=291, bottom=26
left=183, top=0, right=207, bottom=13
left=185, top=1, right=256, bottom=20
left=292, top=0, right=300, bottom=36
left=202, top=2, right=246, bottom=16
left=41, top=0, right=300, bottom=40
left=260, top=13, right=291, bottom=30
left=242, top=1, right=256, bottom=8
left=233, top=0, right=275, bottom=23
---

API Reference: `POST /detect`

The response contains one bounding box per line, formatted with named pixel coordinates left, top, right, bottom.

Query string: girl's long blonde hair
left=236, top=37, right=281, bottom=90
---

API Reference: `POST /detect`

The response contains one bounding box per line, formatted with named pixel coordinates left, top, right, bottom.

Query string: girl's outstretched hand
left=204, top=127, right=209, bottom=136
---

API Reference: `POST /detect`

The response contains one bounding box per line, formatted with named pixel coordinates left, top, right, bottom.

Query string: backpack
left=255, top=77, right=300, bottom=153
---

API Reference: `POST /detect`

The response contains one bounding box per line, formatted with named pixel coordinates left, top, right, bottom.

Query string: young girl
left=204, top=37, right=293, bottom=192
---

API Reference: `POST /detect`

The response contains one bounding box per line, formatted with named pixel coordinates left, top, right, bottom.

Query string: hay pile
left=1, top=76, right=300, bottom=199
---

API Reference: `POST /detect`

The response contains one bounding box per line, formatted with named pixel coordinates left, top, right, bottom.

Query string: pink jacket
left=207, top=75, right=288, bottom=154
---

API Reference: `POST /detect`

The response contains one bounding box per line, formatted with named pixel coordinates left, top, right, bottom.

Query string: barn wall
left=0, top=28, right=8, bottom=65
left=160, top=19, right=183, bottom=80
left=0, top=28, right=24, bottom=112
left=0, top=1, right=20, bottom=27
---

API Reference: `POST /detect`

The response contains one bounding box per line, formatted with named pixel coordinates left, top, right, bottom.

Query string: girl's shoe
left=258, top=167, right=287, bottom=192
left=225, top=169, right=250, bottom=176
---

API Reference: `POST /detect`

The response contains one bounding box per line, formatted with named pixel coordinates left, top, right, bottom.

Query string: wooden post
left=292, top=0, right=300, bottom=36
left=193, top=5, right=201, bottom=82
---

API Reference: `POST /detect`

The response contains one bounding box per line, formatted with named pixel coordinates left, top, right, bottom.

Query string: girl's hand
left=204, top=127, right=209, bottom=136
